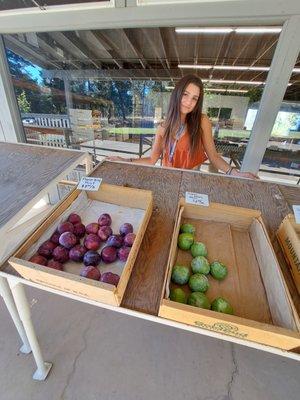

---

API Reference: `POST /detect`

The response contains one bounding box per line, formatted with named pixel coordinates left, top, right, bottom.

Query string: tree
left=247, top=87, right=263, bottom=104
left=44, top=78, right=67, bottom=114
left=110, top=80, right=132, bottom=122
left=6, top=49, right=67, bottom=114
left=17, top=90, right=31, bottom=113
left=132, top=80, right=158, bottom=120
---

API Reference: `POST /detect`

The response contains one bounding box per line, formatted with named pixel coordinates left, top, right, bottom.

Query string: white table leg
left=8, top=278, right=52, bottom=381
left=0, top=276, right=31, bottom=354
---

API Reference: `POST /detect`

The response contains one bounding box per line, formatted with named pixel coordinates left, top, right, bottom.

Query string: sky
left=7, top=48, right=44, bottom=84
left=23, top=64, right=43, bottom=84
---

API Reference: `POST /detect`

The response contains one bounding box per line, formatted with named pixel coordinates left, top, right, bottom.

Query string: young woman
left=108, top=75, right=257, bottom=179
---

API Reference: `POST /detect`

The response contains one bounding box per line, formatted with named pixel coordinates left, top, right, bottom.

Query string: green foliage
left=71, top=79, right=133, bottom=121
left=7, top=49, right=67, bottom=114
left=44, top=78, right=66, bottom=114
left=111, top=80, right=133, bottom=120
left=17, top=90, right=31, bottom=113
left=247, top=87, right=263, bottom=104
left=272, top=112, right=299, bottom=136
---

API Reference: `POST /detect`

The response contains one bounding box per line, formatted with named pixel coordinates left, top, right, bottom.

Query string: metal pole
left=63, top=76, right=73, bottom=111
left=0, top=35, right=26, bottom=142
left=0, top=276, right=31, bottom=354
left=241, top=16, right=300, bottom=174
left=8, top=278, right=52, bottom=380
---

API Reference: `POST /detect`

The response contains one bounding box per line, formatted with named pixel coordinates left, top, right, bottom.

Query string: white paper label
left=185, top=192, right=209, bottom=207
left=292, top=205, right=300, bottom=224
left=77, top=177, right=102, bottom=191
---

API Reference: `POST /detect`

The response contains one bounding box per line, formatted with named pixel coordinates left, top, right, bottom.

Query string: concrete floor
left=0, top=286, right=299, bottom=400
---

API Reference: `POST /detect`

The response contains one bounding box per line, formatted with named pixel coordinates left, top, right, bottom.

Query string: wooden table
left=1, top=160, right=299, bottom=380
left=0, top=142, right=91, bottom=237
left=90, top=162, right=300, bottom=316
left=0, top=142, right=91, bottom=378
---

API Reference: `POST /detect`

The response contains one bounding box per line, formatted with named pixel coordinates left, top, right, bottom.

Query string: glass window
left=207, top=108, right=219, bottom=118
left=4, top=25, right=299, bottom=185
left=257, top=54, right=300, bottom=185
left=219, top=107, right=232, bottom=120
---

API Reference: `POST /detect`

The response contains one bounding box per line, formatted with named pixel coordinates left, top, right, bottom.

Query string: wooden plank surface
left=278, top=185, right=300, bottom=208
left=180, top=171, right=300, bottom=314
left=0, top=142, right=86, bottom=230
left=172, top=217, right=273, bottom=324
left=180, top=173, right=291, bottom=235
left=90, top=162, right=182, bottom=314
left=91, top=162, right=300, bottom=316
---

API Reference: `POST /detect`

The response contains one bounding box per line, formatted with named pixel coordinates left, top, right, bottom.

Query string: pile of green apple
left=170, top=223, right=233, bottom=315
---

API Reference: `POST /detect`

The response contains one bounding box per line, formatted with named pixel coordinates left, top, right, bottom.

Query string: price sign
left=292, top=205, right=300, bottom=224
left=77, top=177, right=102, bottom=191
left=185, top=192, right=209, bottom=207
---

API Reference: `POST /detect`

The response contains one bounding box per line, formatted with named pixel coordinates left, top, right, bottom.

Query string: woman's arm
left=201, top=115, right=258, bottom=179
left=107, top=125, right=165, bottom=165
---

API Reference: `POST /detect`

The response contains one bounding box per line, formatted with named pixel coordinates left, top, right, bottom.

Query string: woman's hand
left=231, top=169, right=259, bottom=179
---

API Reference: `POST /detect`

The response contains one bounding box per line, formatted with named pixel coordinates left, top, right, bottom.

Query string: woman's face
left=180, top=83, right=200, bottom=116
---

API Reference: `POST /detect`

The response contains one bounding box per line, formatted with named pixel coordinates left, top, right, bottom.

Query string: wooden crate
left=159, top=199, right=300, bottom=354
left=277, top=214, right=300, bottom=295
left=9, top=183, right=153, bottom=306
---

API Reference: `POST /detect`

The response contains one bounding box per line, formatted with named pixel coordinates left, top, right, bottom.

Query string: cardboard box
left=159, top=199, right=300, bottom=353
left=9, top=184, right=153, bottom=306
left=277, top=214, right=300, bottom=295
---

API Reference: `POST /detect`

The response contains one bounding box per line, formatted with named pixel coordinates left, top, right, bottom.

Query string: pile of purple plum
left=29, top=212, right=136, bottom=287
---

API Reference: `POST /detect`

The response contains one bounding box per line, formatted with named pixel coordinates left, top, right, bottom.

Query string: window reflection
left=3, top=26, right=299, bottom=183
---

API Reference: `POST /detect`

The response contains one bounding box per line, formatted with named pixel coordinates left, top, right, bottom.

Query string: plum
left=29, top=254, right=48, bottom=266
left=84, top=234, right=101, bottom=251
left=67, top=213, right=81, bottom=225
left=53, top=245, right=69, bottom=263
left=47, top=260, right=63, bottom=271
left=83, top=250, right=101, bottom=266
left=100, top=272, right=120, bottom=286
left=59, top=232, right=78, bottom=249
left=37, top=240, right=57, bottom=259
left=73, top=223, right=86, bottom=238
left=124, top=233, right=136, bottom=247
left=101, top=246, right=117, bottom=263
left=119, top=223, right=133, bottom=236
left=80, top=265, right=101, bottom=280
left=107, top=234, right=123, bottom=248
left=58, top=221, right=74, bottom=234
left=98, top=225, right=113, bottom=241
left=69, top=244, right=87, bottom=262
left=98, top=213, right=112, bottom=227
left=50, top=231, right=60, bottom=245
left=117, top=246, right=131, bottom=262
left=85, top=222, right=99, bottom=235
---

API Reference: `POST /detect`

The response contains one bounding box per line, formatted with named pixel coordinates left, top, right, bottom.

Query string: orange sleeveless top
left=162, top=130, right=207, bottom=169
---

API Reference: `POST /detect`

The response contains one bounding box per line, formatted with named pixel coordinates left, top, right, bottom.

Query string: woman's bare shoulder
left=156, top=120, right=166, bottom=137
left=201, top=114, right=212, bottom=127
left=201, top=113, right=211, bottom=122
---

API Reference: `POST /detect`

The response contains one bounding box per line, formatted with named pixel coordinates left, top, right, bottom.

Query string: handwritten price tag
left=77, top=177, right=102, bottom=192
left=293, top=205, right=300, bottom=224
left=185, top=192, right=209, bottom=207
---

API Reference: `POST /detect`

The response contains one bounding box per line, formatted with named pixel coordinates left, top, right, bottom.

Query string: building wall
left=203, top=94, right=250, bottom=129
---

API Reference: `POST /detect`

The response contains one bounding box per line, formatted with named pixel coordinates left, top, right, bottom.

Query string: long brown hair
left=163, top=74, right=204, bottom=157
